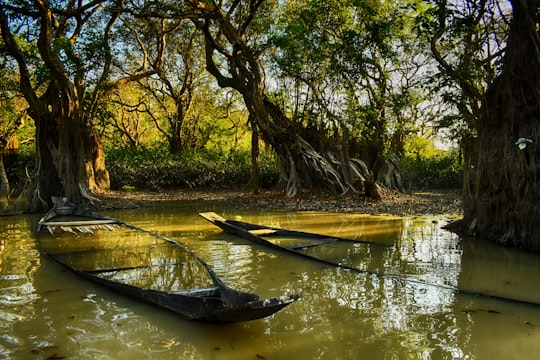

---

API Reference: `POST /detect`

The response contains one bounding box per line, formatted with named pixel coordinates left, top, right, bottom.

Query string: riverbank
left=95, top=187, right=462, bottom=217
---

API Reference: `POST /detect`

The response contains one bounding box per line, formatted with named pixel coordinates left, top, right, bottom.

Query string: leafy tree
left=183, top=0, right=397, bottom=195
left=129, top=18, right=204, bottom=154
left=419, top=0, right=510, bottom=143
left=1, top=0, right=95, bottom=211
left=268, top=0, right=432, bottom=191
left=0, top=0, right=169, bottom=211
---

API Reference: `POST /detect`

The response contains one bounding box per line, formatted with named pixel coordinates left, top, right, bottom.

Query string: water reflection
left=0, top=219, right=41, bottom=358
left=459, top=238, right=540, bottom=304
left=1, top=207, right=540, bottom=359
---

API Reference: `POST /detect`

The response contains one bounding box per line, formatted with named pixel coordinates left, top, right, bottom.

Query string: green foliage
left=414, top=0, right=510, bottom=144
left=5, top=139, right=460, bottom=193
left=400, top=152, right=462, bottom=191
left=6, top=0, right=503, bottom=197
left=403, top=134, right=440, bottom=158
left=4, top=142, right=35, bottom=191
left=106, top=146, right=279, bottom=190
left=268, top=0, right=431, bottom=165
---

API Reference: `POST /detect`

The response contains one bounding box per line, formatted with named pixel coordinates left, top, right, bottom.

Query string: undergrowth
left=399, top=153, right=462, bottom=191
left=5, top=145, right=461, bottom=193
left=106, top=146, right=280, bottom=190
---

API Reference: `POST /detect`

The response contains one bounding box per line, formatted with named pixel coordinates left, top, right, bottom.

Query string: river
left=1, top=201, right=540, bottom=359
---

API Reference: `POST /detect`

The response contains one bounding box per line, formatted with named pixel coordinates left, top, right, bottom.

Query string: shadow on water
left=1, top=203, right=540, bottom=359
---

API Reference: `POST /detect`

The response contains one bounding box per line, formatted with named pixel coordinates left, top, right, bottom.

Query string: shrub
left=5, top=144, right=461, bottom=194
left=106, top=147, right=280, bottom=190
left=400, top=152, right=462, bottom=191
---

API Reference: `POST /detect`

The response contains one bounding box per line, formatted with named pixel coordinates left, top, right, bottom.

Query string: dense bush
left=106, top=146, right=280, bottom=190
left=4, top=145, right=461, bottom=193
left=399, top=153, right=462, bottom=191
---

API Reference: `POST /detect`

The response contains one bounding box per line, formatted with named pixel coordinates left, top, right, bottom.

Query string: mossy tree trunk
left=1, top=3, right=103, bottom=211
left=453, top=0, right=540, bottom=251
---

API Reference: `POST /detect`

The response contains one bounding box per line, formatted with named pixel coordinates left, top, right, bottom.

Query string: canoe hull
left=67, top=264, right=298, bottom=323
left=199, top=211, right=365, bottom=270
left=37, top=199, right=299, bottom=323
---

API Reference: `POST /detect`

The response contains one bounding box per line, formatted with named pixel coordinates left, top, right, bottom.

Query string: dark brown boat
left=37, top=199, right=299, bottom=323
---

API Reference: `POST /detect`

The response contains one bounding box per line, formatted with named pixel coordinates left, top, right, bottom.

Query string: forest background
left=1, top=0, right=539, bottom=250
left=0, top=0, right=476, bottom=196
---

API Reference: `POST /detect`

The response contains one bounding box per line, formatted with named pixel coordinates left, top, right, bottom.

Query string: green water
left=1, top=202, right=540, bottom=359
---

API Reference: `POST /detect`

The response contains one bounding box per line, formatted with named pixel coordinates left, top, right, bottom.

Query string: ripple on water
left=0, top=283, right=39, bottom=306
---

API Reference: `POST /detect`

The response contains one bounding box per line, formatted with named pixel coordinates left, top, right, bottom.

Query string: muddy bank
left=95, top=188, right=462, bottom=217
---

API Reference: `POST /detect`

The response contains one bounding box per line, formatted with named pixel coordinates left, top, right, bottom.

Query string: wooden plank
left=248, top=229, right=278, bottom=236
left=39, top=219, right=119, bottom=227
left=169, top=287, right=220, bottom=297
left=199, top=212, right=226, bottom=223
left=85, top=262, right=183, bottom=274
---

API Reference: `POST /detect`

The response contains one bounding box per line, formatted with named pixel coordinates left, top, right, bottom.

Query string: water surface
left=1, top=202, right=540, bottom=359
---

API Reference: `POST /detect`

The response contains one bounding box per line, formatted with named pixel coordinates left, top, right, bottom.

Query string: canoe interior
left=38, top=206, right=301, bottom=323
left=250, top=232, right=376, bottom=271
left=199, top=212, right=379, bottom=271
left=39, top=218, right=216, bottom=293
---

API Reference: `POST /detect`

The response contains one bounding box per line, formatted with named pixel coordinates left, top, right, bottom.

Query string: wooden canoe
left=199, top=212, right=379, bottom=272
left=200, top=212, right=540, bottom=307
left=37, top=198, right=299, bottom=323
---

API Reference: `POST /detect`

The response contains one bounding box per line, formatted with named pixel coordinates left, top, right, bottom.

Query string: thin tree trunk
left=246, top=115, right=261, bottom=193
left=0, top=154, right=9, bottom=210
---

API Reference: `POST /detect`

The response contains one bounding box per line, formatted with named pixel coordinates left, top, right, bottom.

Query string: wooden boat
left=199, top=212, right=378, bottom=272
left=37, top=198, right=299, bottom=323
left=200, top=212, right=540, bottom=307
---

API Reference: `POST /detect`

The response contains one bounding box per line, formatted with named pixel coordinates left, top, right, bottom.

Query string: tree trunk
left=246, top=114, right=261, bottom=193
left=24, top=113, right=108, bottom=212
left=189, top=0, right=368, bottom=196
left=23, top=86, right=87, bottom=211
left=0, top=154, right=9, bottom=210
left=451, top=0, right=540, bottom=251
left=374, top=154, right=405, bottom=193
left=166, top=102, right=186, bottom=154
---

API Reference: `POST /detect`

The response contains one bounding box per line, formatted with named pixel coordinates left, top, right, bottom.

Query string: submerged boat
left=199, top=212, right=377, bottom=272
left=201, top=212, right=540, bottom=307
left=37, top=199, right=299, bottom=323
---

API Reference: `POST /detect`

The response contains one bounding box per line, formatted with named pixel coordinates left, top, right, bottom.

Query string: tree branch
left=0, top=9, right=44, bottom=117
